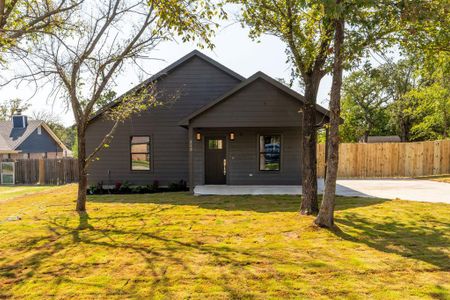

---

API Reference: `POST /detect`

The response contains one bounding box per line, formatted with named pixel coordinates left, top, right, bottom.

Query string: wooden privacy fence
left=0, top=158, right=78, bottom=185
left=317, top=140, right=450, bottom=178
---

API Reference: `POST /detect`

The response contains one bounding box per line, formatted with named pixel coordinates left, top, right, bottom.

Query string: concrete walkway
left=194, top=179, right=450, bottom=204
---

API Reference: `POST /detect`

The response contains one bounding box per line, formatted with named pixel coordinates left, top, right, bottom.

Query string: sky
left=0, top=17, right=334, bottom=127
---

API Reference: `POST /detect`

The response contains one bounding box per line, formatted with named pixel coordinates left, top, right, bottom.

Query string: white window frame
left=1, top=162, right=15, bottom=185
left=37, top=126, right=42, bottom=135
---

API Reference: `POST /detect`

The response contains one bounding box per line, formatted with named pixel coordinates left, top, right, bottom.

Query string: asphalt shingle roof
left=0, top=120, right=44, bottom=151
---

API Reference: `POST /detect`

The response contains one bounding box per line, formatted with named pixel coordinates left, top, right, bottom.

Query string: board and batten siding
left=193, top=127, right=302, bottom=186
left=17, top=128, right=62, bottom=153
left=85, top=55, right=241, bottom=186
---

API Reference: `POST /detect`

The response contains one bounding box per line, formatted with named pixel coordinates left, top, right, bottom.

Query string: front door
left=205, top=137, right=226, bottom=184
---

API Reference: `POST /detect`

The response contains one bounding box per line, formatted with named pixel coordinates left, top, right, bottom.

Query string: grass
left=417, top=175, right=450, bottom=184
left=0, top=185, right=449, bottom=299
left=0, top=185, right=58, bottom=202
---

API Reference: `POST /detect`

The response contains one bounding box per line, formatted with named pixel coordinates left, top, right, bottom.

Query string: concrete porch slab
left=194, top=185, right=302, bottom=195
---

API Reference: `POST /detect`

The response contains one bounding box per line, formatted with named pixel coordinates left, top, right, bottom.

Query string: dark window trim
left=258, top=134, right=282, bottom=172
left=130, top=135, right=152, bottom=171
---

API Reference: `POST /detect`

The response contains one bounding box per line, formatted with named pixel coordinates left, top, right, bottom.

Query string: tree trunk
left=400, top=122, right=407, bottom=142
left=443, top=109, right=448, bottom=138
left=300, top=73, right=321, bottom=215
left=315, top=11, right=344, bottom=228
left=76, top=126, right=87, bottom=212
left=400, top=119, right=410, bottom=142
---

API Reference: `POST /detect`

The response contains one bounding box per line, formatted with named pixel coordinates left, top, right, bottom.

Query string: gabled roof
left=178, top=71, right=330, bottom=127
left=89, top=50, right=245, bottom=123
left=0, top=120, right=69, bottom=152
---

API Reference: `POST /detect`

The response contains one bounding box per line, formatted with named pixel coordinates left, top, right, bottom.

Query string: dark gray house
left=0, top=113, right=70, bottom=159
left=86, top=50, right=330, bottom=190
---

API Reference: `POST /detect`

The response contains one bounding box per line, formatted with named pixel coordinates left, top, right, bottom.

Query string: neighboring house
left=86, top=50, right=330, bottom=190
left=360, top=136, right=402, bottom=143
left=0, top=112, right=71, bottom=159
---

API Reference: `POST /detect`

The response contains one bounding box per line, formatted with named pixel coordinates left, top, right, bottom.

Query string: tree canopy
left=0, top=97, right=29, bottom=119
left=341, top=53, right=450, bottom=142
left=0, top=0, right=82, bottom=61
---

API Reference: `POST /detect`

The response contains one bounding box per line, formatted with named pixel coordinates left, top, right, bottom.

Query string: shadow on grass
left=1, top=199, right=449, bottom=298
left=334, top=213, right=450, bottom=270
left=87, top=192, right=389, bottom=213
left=89, top=193, right=450, bottom=269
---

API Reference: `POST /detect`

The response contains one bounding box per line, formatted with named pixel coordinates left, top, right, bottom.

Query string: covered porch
left=188, top=127, right=303, bottom=190
left=179, top=72, right=330, bottom=192
left=194, top=184, right=302, bottom=195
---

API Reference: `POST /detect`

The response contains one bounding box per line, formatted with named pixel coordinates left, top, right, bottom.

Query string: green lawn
left=0, top=186, right=58, bottom=202
left=0, top=185, right=449, bottom=299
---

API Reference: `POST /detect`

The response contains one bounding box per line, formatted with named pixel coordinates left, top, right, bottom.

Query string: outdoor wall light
left=229, top=132, right=235, bottom=141
left=195, top=132, right=201, bottom=141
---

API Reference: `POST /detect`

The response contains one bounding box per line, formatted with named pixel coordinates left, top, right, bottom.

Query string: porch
left=194, top=184, right=302, bottom=195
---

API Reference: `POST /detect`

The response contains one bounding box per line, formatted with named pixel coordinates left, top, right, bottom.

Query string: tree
left=397, top=0, right=450, bottom=54
left=401, top=53, right=450, bottom=140
left=13, top=0, right=224, bottom=212
left=340, top=67, right=391, bottom=142
left=231, top=0, right=336, bottom=215
left=381, top=58, right=419, bottom=142
left=0, top=98, right=29, bottom=119
left=407, top=84, right=450, bottom=140
left=231, top=0, right=410, bottom=215
left=314, top=0, right=446, bottom=228
left=315, top=0, right=344, bottom=228
left=0, top=0, right=82, bottom=59
left=341, top=55, right=449, bottom=143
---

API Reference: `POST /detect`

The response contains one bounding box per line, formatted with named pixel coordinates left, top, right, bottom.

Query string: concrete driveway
left=195, top=179, right=450, bottom=204
left=321, top=179, right=450, bottom=204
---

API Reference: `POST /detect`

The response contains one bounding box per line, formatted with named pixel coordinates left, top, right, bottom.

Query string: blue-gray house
left=0, top=112, right=70, bottom=159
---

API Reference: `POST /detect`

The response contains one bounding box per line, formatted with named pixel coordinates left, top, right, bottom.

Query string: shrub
left=168, top=180, right=188, bottom=192
left=118, top=181, right=132, bottom=193
left=87, top=184, right=98, bottom=195
left=87, top=181, right=104, bottom=194
left=131, top=185, right=152, bottom=194
left=88, top=180, right=188, bottom=194
left=151, top=180, right=159, bottom=192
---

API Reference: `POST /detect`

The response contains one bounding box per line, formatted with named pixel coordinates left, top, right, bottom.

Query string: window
left=1, top=162, right=15, bottom=184
left=208, top=139, right=223, bottom=150
left=131, top=136, right=150, bottom=170
left=259, top=135, right=281, bottom=171
left=37, top=126, right=42, bottom=135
